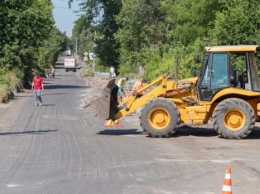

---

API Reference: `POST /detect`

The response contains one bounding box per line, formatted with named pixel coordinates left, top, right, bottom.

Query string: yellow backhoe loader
left=96, top=45, right=260, bottom=139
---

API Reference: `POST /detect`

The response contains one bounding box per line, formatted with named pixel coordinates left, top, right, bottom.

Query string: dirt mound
left=85, top=76, right=109, bottom=89
left=82, top=77, right=110, bottom=108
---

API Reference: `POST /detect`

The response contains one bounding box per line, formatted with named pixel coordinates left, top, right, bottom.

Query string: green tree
left=68, top=0, right=260, bottom=80
left=0, top=0, right=67, bottom=99
left=212, top=0, right=260, bottom=45
left=115, top=0, right=168, bottom=77
left=37, top=28, right=68, bottom=71
left=71, top=0, right=122, bottom=70
left=0, top=0, right=54, bottom=78
left=72, top=16, right=96, bottom=60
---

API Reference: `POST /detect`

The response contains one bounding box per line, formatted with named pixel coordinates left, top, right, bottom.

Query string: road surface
left=0, top=63, right=259, bottom=194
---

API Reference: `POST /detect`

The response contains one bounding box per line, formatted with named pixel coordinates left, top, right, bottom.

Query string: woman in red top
left=32, top=72, right=44, bottom=106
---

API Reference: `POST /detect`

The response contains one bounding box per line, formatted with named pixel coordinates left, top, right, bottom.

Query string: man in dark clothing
left=32, top=72, right=44, bottom=106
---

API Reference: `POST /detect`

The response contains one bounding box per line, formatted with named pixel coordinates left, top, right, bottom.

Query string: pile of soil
left=82, top=76, right=133, bottom=107
left=85, top=76, right=109, bottom=89
left=82, top=77, right=108, bottom=107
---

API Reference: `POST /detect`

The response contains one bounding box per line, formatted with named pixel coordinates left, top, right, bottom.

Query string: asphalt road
left=0, top=63, right=260, bottom=194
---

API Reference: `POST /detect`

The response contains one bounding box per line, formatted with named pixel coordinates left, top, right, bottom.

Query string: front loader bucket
left=91, top=78, right=119, bottom=120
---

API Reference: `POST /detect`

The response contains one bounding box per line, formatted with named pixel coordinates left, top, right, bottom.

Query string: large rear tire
left=212, top=98, right=255, bottom=139
left=139, top=98, right=180, bottom=138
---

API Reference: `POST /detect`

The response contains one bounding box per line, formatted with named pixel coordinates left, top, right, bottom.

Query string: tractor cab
left=198, top=45, right=260, bottom=101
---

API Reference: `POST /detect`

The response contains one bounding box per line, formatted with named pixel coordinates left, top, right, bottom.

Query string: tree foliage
left=0, top=0, right=68, bottom=77
left=71, top=0, right=122, bottom=71
left=71, top=16, right=96, bottom=60
left=37, top=28, right=68, bottom=71
left=0, top=0, right=54, bottom=71
left=69, top=0, right=260, bottom=80
left=212, top=0, right=260, bottom=45
left=0, top=0, right=68, bottom=101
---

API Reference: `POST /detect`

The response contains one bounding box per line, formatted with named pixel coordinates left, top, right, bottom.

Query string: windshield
left=201, top=54, right=229, bottom=88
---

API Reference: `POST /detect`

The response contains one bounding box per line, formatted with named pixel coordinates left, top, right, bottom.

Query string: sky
left=52, top=0, right=82, bottom=37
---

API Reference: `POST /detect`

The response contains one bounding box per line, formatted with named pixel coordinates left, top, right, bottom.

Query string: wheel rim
left=224, top=109, right=245, bottom=131
left=149, top=108, right=170, bottom=130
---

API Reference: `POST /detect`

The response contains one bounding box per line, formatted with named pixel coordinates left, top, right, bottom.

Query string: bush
left=81, top=65, right=95, bottom=77
left=12, top=67, right=24, bottom=80
left=0, top=84, right=8, bottom=103
left=0, top=68, right=21, bottom=103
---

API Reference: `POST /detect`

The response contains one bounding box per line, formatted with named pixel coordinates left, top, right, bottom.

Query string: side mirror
left=194, top=55, right=200, bottom=63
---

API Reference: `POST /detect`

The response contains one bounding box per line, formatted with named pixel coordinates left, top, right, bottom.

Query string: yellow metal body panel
left=116, top=86, right=165, bottom=119
left=115, top=76, right=199, bottom=119
left=205, top=45, right=258, bottom=52
left=199, top=88, right=260, bottom=106
left=159, top=86, right=260, bottom=125
left=211, top=88, right=260, bottom=102
left=198, top=88, right=260, bottom=122
left=184, top=106, right=207, bottom=124
left=257, top=103, right=260, bottom=116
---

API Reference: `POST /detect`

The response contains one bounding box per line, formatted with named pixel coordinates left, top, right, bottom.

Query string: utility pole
left=175, top=58, right=178, bottom=79
left=75, top=37, right=78, bottom=57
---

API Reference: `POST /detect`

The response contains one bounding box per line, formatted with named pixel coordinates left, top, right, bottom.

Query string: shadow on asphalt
left=43, top=93, right=67, bottom=96
left=54, top=66, right=80, bottom=70
left=54, top=74, right=78, bottom=76
left=246, top=127, right=260, bottom=139
left=14, top=95, right=32, bottom=98
left=99, top=125, right=260, bottom=139
left=40, top=104, right=55, bottom=106
left=45, top=75, right=63, bottom=79
left=173, top=125, right=260, bottom=139
left=45, top=85, right=89, bottom=90
left=97, top=129, right=143, bottom=136
left=175, top=126, right=217, bottom=137
left=0, top=130, right=58, bottom=136
left=43, top=82, right=52, bottom=85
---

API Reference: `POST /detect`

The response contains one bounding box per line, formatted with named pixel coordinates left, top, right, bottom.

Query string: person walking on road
left=45, top=68, right=49, bottom=78
left=110, top=66, right=116, bottom=78
left=117, top=77, right=129, bottom=102
left=32, top=71, right=44, bottom=106
left=51, top=67, right=55, bottom=78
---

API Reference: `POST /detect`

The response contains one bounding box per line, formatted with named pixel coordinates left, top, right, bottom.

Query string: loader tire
left=212, top=98, right=255, bottom=139
left=139, top=98, right=180, bottom=138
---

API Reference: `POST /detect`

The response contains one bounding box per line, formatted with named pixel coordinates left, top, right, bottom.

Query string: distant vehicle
left=64, top=58, right=76, bottom=72
left=89, top=52, right=96, bottom=60
left=65, top=50, right=72, bottom=56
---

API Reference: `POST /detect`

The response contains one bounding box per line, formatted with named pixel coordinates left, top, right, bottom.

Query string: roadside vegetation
left=0, top=0, right=68, bottom=102
left=2, top=0, right=260, bottom=102
left=69, top=0, right=260, bottom=80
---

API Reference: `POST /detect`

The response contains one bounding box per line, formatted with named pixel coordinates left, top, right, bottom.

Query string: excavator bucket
left=91, top=78, right=119, bottom=122
left=104, top=118, right=123, bottom=127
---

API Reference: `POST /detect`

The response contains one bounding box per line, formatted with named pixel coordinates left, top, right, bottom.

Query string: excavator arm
left=115, top=74, right=176, bottom=119
left=92, top=73, right=197, bottom=126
